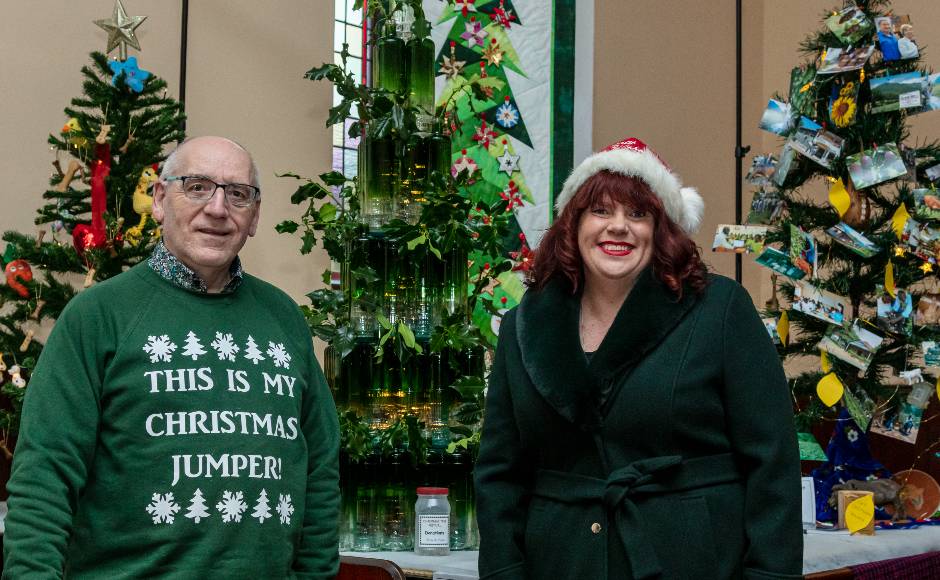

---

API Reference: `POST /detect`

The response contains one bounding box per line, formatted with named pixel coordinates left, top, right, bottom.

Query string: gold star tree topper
left=95, top=0, right=147, bottom=60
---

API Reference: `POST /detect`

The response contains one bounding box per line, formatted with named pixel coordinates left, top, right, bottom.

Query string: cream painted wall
left=0, top=1, right=333, bottom=308
left=3, top=1, right=940, bottom=318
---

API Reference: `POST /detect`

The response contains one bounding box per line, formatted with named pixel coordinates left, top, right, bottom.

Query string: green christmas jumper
left=3, top=260, right=340, bottom=579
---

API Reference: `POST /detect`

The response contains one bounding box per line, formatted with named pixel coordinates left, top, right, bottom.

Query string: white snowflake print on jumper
left=181, top=331, right=207, bottom=361
left=146, top=492, right=181, bottom=524
left=267, top=342, right=291, bottom=369
left=244, top=335, right=265, bottom=364
left=276, top=493, right=294, bottom=525
left=252, top=489, right=273, bottom=523
left=216, top=490, right=248, bottom=523
left=185, top=488, right=211, bottom=524
left=143, top=335, right=178, bottom=363
left=211, top=332, right=240, bottom=362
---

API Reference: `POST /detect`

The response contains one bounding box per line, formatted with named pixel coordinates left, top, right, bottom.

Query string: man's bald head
left=160, top=136, right=261, bottom=189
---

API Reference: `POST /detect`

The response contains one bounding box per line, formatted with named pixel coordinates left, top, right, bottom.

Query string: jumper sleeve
left=3, top=299, right=103, bottom=579
left=721, top=284, right=803, bottom=580
left=475, top=310, right=531, bottom=580
left=291, top=334, right=340, bottom=579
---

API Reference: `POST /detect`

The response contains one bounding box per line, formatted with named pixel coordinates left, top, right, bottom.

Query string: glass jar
left=414, top=487, right=450, bottom=556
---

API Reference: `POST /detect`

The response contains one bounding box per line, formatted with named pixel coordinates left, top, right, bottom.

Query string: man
left=4, top=137, right=340, bottom=578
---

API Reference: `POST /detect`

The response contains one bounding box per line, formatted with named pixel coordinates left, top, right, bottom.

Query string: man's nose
left=203, top=186, right=230, bottom=216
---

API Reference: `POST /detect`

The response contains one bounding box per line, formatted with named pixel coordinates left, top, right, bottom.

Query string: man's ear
left=152, top=181, right=167, bottom=224
left=248, top=201, right=261, bottom=237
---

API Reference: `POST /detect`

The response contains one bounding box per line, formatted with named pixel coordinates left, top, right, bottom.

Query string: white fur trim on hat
left=556, top=146, right=705, bottom=234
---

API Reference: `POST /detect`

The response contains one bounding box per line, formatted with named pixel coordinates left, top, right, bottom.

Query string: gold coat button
left=591, top=522, right=602, bottom=534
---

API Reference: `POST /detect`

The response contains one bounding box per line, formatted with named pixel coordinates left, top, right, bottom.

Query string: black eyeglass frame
left=163, top=175, right=261, bottom=207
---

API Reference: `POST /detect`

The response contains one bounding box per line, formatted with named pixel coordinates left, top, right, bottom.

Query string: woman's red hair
left=528, top=171, right=708, bottom=298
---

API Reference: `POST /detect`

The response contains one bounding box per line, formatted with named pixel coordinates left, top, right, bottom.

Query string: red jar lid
left=416, top=487, right=449, bottom=495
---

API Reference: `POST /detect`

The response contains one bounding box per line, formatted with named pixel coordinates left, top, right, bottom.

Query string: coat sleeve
left=291, top=334, right=340, bottom=579
left=474, top=310, right=532, bottom=580
left=2, top=299, right=103, bottom=579
left=721, top=284, right=803, bottom=579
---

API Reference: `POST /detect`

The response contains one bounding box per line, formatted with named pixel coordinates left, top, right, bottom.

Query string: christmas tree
left=745, top=0, right=940, bottom=515
left=251, top=489, right=272, bottom=523
left=0, top=0, right=185, bottom=459
left=184, top=488, right=210, bottom=524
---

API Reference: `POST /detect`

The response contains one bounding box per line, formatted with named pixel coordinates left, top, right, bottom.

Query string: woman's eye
left=630, top=210, right=647, bottom=218
left=591, top=207, right=609, bottom=215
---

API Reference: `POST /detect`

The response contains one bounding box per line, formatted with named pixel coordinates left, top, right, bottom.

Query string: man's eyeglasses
left=164, top=175, right=261, bottom=208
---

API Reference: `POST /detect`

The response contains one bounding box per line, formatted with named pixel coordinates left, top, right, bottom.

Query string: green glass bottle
left=408, top=36, right=436, bottom=120
left=399, top=136, right=429, bottom=224
left=427, top=352, right=450, bottom=448
left=363, top=135, right=397, bottom=229
left=427, top=121, right=452, bottom=183
left=375, top=21, right=406, bottom=94
left=442, top=246, right=468, bottom=317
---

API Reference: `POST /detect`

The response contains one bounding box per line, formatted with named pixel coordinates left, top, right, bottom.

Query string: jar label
left=417, top=514, right=449, bottom=547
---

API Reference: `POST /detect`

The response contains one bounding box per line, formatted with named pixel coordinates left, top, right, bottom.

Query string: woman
left=475, top=138, right=802, bottom=579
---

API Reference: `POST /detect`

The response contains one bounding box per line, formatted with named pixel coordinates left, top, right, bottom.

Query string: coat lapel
left=516, top=268, right=701, bottom=428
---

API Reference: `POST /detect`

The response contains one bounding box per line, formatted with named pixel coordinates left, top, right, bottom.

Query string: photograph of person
left=475, top=137, right=802, bottom=579
left=746, top=154, right=777, bottom=186
left=712, top=224, right=769, bottom=253
left=901, top=218, right=940, bottom=264
left=875, top=15, right=917, bottom=61
left=898, top=22, right=919, bottom=59
left=874, top=285, right=913, bottom=336
left=875, top=16, right=901, bottom=61
left=747, top=188, right=785, bottom=225
left=817, top=319, right=884, bottom=371
left=818, top=46, right=875, bottom=74
left=915, top=293, right=940, bottom=326
left=792, top=283, right=848, bottom=325
left=825, top=6, right=872, bottom=44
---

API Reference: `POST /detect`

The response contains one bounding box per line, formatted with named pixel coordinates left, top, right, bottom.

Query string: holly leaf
left=319, top=203, right=338, bottom=223
left=275, top=220, right=299, bottom=234
left=406, top=234, right=427, bottom=251
left=450, top=375, right=486, bottom=400
left=291, top=182, right=330, bottom=204
left=319, top=171, right=347, bottom=186
left=304, top=63, right=340, bottom=81
left=300, top=231, right=318, bottom=254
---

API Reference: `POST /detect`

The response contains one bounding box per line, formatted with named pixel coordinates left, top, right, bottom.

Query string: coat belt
left=532, top=452, right=742, bottom=580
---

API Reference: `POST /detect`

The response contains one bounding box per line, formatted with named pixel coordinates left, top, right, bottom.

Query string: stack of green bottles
left=359, top=3, right=448, bottom=229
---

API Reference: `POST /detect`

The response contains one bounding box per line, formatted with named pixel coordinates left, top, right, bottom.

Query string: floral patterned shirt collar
left=147, top=240, right=243, bottom=294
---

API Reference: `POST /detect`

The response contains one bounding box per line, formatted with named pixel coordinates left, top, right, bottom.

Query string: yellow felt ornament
left=885, top=261, right=895, bottom=298
left=61, top=118, right=88, bottom=148
left=777, top=312, right=789, bottom=347
left=828, top=179, right=852, bottom=217
left=892, top=204, right=911, bottom=239
left=817, top=372, right=844, bottom=407
left=846, top=494, right=875, bottom=534
left=821, top=350, right=831, bottom=373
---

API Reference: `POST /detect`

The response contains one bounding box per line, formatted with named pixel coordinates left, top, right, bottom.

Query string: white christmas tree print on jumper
left=267, top=342, right=291, bottom=369
left=244, top=335, right=265, bottom=364
left=211, top=332, right=240, bottom=362
left=252, top=489, right=273, bottom=523
left=143, top=335, right=178, bottom=363
left=146, top=492, right=181, bottom=524
left=276, top=493, right=294, bottom=525
left=181, top=331, right=207, bottom=360
left=216, top=490, right=248, bottom=523
left=185, top=488, right=211, bottom=523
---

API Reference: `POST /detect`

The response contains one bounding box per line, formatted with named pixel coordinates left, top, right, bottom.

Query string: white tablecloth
left=347, top=526, right=940, bottom=578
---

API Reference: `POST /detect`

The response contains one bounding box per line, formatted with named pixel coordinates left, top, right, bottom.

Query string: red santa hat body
left=555, top=137, right=704, bottom=234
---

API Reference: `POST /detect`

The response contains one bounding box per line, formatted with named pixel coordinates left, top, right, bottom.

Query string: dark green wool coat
left=475, top=269, right=803, bottom=580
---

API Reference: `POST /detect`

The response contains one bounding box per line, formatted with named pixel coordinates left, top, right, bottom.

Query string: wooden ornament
left=52, top=159, right=64, bottom=178
left=842, top=181, right=872, bottom=229
left=95, top=124, right=112, bottom=145
left=84, top=268, right=96, bottom=288
left=30, top=299, right=46, bottom=320
left=35, top=229, right=46, bottom=247
left=55, top=160, right=82, bottom=193
left=19, top=328, right=34, bottom=352
left=119, top=133, right=136, bottom=154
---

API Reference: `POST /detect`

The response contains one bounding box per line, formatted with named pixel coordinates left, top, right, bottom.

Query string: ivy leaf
left=406, top=234, right=427, bottom=251
left=275, top=220, right=299, bottom=234
left=427, top=238, right=442, bottom=260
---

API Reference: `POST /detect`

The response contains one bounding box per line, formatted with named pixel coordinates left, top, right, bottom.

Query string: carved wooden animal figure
left=830, top=478, right=904, bottom=518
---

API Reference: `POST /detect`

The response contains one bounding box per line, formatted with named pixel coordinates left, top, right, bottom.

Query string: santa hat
left=555, top=137, right=704, bottom=234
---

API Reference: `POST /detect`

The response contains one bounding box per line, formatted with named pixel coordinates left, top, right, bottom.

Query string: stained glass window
left=333, top=0, right=364, bottom=178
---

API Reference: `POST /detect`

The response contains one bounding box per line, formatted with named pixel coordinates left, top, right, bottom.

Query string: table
left=346, top=526, right=940, bottom=579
